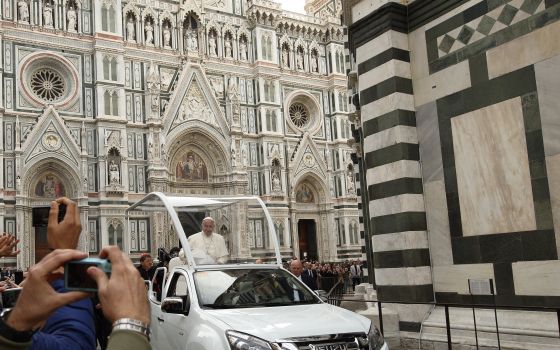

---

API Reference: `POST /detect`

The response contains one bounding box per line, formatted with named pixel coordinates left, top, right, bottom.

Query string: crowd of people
left=284, top=259, right=364, bottom=293
left=0, top=198, right=151, bottom=350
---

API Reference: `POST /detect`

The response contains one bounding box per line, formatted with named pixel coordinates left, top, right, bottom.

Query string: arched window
left=108, top=220, right=124, bottom=250
left=111, top=92, right=119, bottom=115
left=276, top=222, right=284, bottom=246
left=266, top=109, right=277, bottom=132
left=335, top=51, right=341, bottom=73
left=104, top=91, right=112, bottom=115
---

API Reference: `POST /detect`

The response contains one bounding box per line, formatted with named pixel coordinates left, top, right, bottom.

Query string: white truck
left=127, top=193, right=388, bottom=350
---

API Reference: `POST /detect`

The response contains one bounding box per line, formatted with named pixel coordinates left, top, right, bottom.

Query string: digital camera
left=64, top=258, right=111, bottom=292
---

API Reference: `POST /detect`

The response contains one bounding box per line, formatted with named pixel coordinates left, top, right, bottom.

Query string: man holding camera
left=0, top=198, right=152, bottom=350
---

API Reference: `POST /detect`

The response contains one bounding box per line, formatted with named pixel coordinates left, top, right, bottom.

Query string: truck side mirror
left=161, top=296, right=190, bottom=315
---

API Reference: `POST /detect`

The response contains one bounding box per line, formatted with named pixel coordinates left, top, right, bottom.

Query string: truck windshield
left=194, top=268, right=321, bottom=308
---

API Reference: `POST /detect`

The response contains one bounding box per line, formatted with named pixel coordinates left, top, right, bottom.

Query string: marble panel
left=375, top=266, right=433, bottom=286
left=417, top=101, right=444, bottom=183
left=535, top=54, right=560, bottom=157
left=412, top=60, right=471, bottom=107
left=424, top=180, right=454, bottom=266
left=452, top=97, right=536, bottom=236
left=546, top=154, right=560, bottom=258
left=369, top=193, right=425, bottom=217
left=487, top=20, right=560, bottom=79
left=512, top=260, right=560, bottom=296
left=356, top=30, right=409, bottom=63
left=359, top=60, right=412, bottom=90
left=361, top=93, right=415, bottom=122
left=433, top=264, right=495, bottom=294
left=364, top=125, right=418, bottom=153
left=366, top=160, right=422, bottom=185
left=372, top=230, right=429, bottom=252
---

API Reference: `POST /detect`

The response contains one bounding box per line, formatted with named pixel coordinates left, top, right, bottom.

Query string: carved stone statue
left=231, top=143, right=237, bottom=168
left=145, top=21, right=154, bottom=45
left=186, top=30, right=198, bottom=51
left=209, top=33, right=217, bottom=57
left=311, top=53, right=318, bottom=73
left=239, top=38, right=247, bottom=61
left=126, top=18, right=136, bottom=42
left=67, top=6, right=77, bottom=32
left=297, top=50, right=304, bottom=70
left=272, top=171, right=281, bottom=192
left=163, top=25, right=171, bottom=48
left=282, top=47, right=289, bottom=67
left=43, top=2, right=54, bottom=27
left=18, top=0, right=29, bottom=23
left=347, top=172, right=355, bottom=192
left=224, top=37, right=233, bottom=58
left=109, top=160, right=120, bottom=184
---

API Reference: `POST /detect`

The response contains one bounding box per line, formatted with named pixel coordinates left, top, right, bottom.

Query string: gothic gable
left=21, top=106, right=82, bottom=170
left=162, top=63, right=230, bottom=145
left=291, top=133, right=327, bottom=182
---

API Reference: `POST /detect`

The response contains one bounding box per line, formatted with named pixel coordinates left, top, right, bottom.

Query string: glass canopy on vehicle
left=125, top=192, right=282, bottom=268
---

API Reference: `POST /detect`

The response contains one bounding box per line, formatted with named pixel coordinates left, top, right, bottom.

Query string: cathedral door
left=32, top=207, right=50, bottom=263
left=297, top=219, right=317, bottom=261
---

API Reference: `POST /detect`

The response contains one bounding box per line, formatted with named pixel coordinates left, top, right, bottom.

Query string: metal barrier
left=328, top=297, right=560, bottom=350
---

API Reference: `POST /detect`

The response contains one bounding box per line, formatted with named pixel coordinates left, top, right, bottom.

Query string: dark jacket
left=30, top=279, right=96, bottom=350
left=301, top=271, right=317, bottom=290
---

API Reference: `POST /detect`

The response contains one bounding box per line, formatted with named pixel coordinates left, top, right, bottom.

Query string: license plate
left=309, top=344, right=347, bottom=350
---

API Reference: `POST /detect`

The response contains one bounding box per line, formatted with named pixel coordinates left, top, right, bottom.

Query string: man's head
left=140, top=253, right=153, bottom=270
left=202, top=217, right=215, bottom=236
left=289, top=259, right=303, bottom=277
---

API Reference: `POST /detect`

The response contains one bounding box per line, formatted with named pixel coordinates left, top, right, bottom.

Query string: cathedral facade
left=0, top=0, right=359, bottom=269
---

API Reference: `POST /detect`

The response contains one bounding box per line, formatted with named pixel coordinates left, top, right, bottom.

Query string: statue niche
left=107, top=148, right=122, bottom=186
left=175, top=150, right=208, bottom=182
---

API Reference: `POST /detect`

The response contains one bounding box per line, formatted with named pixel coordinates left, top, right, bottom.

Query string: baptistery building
left=0, top=0, right=359, bottom=268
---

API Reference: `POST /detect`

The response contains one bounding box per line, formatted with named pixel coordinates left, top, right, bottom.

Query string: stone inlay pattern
left=437, top=0, right=546, bottom=57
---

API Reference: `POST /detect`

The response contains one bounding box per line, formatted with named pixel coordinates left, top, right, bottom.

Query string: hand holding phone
left=4, top=249, right=89, bottom=332
left=87, top=246, right=150, bottom=324
left=47, top=198, right=81, bottom=250
left=64, top=258, right=112, bottom=292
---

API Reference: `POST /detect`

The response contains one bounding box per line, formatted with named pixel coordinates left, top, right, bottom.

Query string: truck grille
left=272, top=332, right=368, bottom=350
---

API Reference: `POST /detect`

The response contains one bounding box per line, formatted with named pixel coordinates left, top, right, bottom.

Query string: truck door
left=149, top=268, right=167, bottom=348
left=161, top=271, right=196, bottom=349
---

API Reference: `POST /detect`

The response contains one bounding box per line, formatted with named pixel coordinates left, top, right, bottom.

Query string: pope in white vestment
left=187, top=217, right=229, bottom=264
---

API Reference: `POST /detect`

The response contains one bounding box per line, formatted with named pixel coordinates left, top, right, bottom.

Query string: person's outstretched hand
left=0, top=233, right=20, bottom=257
left=47, top=197, right=82, bottom=250
left=6, top=249, right=89, bottom=331
left=88, top=246, right=150, bottom=325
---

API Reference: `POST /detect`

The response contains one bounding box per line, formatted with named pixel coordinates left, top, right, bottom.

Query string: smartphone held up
left=64, top=258, right=111, bottom=292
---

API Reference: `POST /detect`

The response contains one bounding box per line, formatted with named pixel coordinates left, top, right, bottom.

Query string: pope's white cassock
left=188, top=231, right=229, bottom=264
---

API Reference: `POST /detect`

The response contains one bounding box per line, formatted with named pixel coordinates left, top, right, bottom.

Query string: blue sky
left=280, top=0, right=306, bottom=13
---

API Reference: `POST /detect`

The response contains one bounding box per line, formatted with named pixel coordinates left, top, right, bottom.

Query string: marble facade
left=0, top=0, right=360, bottom=269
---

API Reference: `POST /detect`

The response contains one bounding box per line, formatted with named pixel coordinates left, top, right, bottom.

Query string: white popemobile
left=127, top=193, right=388, bottom=350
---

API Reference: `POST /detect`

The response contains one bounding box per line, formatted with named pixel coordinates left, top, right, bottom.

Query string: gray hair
left=202, top=217, right=215, bottom=224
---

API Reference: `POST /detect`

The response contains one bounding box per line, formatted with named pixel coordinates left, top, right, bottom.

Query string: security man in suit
left=290, top=259, right=317, bottom=290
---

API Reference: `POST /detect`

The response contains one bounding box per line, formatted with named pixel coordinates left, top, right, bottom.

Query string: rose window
left=30, top=68, right=66, bottom=102
left=289, top=103, right=309, bottom=128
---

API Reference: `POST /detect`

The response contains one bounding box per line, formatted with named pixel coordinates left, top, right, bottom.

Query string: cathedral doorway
left=32, top=207, right=50, bottom=263
left=297, top=219, right=317, bottom=261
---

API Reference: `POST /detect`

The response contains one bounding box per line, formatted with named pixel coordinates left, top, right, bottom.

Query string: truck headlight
left=226, top=330, right=273, bottom=350
left=368, top=323, right=385, bottom=350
